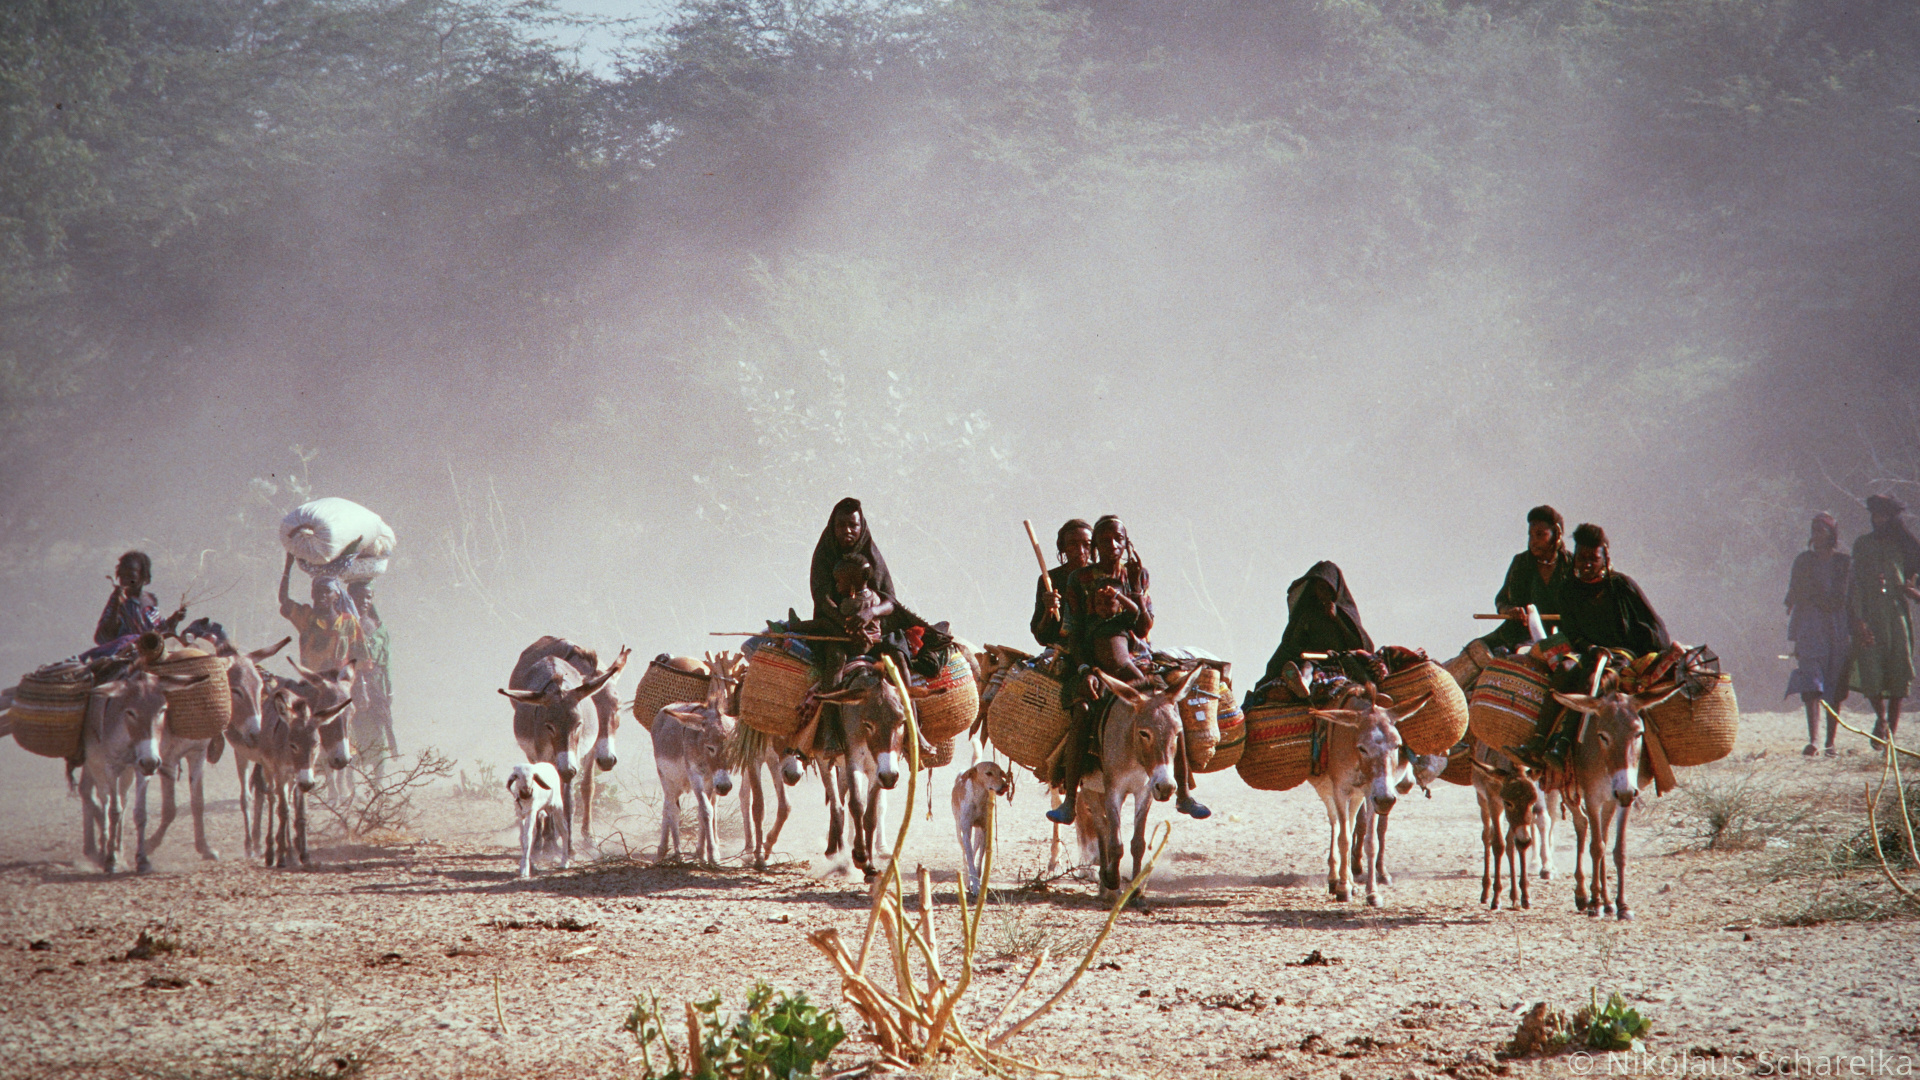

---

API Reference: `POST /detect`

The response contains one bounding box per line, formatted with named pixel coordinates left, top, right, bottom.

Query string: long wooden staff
left=1022, top=520, right=1056, bottom=598
left=1473, top=613, right=1561, bottom=621
left=709, top=631, right=846, bottom=641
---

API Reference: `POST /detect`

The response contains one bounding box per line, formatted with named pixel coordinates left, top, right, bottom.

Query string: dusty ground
left=2, top=708, right=1916, bottom=1080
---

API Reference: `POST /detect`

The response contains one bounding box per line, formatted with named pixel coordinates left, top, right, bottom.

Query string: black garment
left=1257, top=561, right=1373, bottom=691
left=1484, top=550, right=1573, bottom=648
left=808, top=497, right=897, bottom=622
left=1030, top=564, right=1077, bottom=648
left=1559, top=570, right=1671, bottom=656
left=1062, top=559, right=1153, bottom=675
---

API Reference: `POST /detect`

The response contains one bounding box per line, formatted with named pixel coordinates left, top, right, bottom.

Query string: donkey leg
left=1363, top=807, right=1385, bottom=907
left=658, top=788, right=680, bottom=861
left=295, top=785, right=310, bottom=866
left=1373, top=809, right=1393, bottom=887
left=580, top=763, right=596, bottom=852
left=1538, top=790, right=1558, bottom=879
left=188, top=755, right=216, bottom=860
left=694, top=784, right=715, bottom=866
left=133, top=772, right=154, bottom=874
left=558, top=775, right=575, bottom=869
left=1585, top=798, right=1609, bottom=916
left=149, top=766, right=177, bottom=854
left=1332, top=794, right=1355, bottom=903
left=742, top=767, right=764, bottom=865
left=1613, top=803, right=1632, bottom=920
left=765, top=770, right=791, bottom=866
left=1569, top=796, right=1591, bottom=912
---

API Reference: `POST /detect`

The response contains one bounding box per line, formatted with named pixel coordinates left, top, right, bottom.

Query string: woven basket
left=633, top=658, right=712, bottom=732
left=1380, top=660, right=1470, bottom=755
left=1179, top=667, right=1224, bottom=771
left=985, top=663, right=1070, bottom=772
left=1198, top=698, right=1245, bottom=774
left=11, top=664, right=92, bottom=759
left=1468, top=655, right=1552, bottom=750
left=1236, top=700, right=1315, bottom=791
left=739, top=646, right=818, bottom=739
left=1646, top=674, right=1738, bottom=767
left=920, top=736, right=957, bottom=770
left=1438, top=742, right=1474, bottom=786
left=151, top=649, right=232, bottom=740
left=915, top=648, right=980, bottom=744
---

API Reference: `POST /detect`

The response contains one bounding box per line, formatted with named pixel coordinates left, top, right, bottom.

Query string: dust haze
left=3, top=0, right=1917, bottom=769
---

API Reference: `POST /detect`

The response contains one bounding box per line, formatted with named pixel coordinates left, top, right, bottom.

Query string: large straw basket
left=914, top=648, right=979, bottom=744
left=633, top=657, right=712, bottom=732
left=1646, top=674, right=1738, bottom=767
left=921, top=736, right=957, bottom=770
left=1179, top=667, right=1224, bottom=771
left=739, top=646, right=817, bottom=739
left=1380, top=660, right=1470, bottom=755
left=1438, top=741, right=1473, bottom=786
left=1237, top=700, right=1315, bottom=791
left=985, top=663, right=1070, bottom=772
left=1198, top=694, right=1245, bottom=774
left=150, top=648, right=231, bottom=740
left=11, top=663, right=92, bottom=759
left=1468, top=655, right=1552, bottom=750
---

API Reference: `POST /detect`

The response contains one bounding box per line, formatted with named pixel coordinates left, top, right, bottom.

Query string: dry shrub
left=315, top=747, right=455, bottom=842
left=1677, top=770, right=1815, bottom=851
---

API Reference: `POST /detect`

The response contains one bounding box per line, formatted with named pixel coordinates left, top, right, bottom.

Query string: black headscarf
left=1258, top=561, right=1374, bottom=688
left=810, top=497, right=897, bottom=622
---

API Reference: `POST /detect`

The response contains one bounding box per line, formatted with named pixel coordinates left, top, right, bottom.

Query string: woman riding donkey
left=1046, top=516, right=1210, bottom=826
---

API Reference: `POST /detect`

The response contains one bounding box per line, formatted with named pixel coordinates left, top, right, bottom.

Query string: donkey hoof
left=1334, top=888, right=1351, bottom=903
left=1617, top=908, right=1634, bottom=922
left=135, top=857, right=153, bottom=874
left=1540, top=868, right=1553, bottom=880
left=1378, top=872, right=1394, bottom=886
left=1366, top=894, right=1382, bottom=908
left=200, top=848, right=220, bottom=862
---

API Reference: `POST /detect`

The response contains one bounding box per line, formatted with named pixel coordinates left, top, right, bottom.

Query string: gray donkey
left=1087, top=668, right=1203, bottom=905
left=499, top=636, right=629, bottom=867
left=1550, top=686, right=1679, bottom=920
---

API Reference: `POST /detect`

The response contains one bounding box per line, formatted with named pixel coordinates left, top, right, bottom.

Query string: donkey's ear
left=316, top=698, right=353, bottom=721
left=287, top=658, right=323, bottom=682
left=813, top=685, right=868, bottom=705
left=1171, top=666, right=1204, bottom=702
left=499, top=688, right=545, bottom=703
left=1094, top=670, right=1149, bottom=708
left=533, top=772, right=552, bottom=790
left=1310, top=708, right=1362, bottom=728
left=1552, top=692, right=1600, bottom=714
left=906, top=683, right=937, bottom=700
left=1631, top=685, right=1683, bottom=713
left=249, top=637, right=293, bottom=663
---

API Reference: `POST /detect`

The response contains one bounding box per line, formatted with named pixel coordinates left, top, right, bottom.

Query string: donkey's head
left=1551, top=688, right=1678, bottom=807
left=815, top=659, right=928, bottom=790
left=499, top=647, right=630, bottom=781
left=97, top=669, right=210, bottom=776
left=1095, top=668, right=1201, bottom=803
left=222, top=637, right=291, bottom=745
left=272, top=688, right=350, bottom=792
left=1312, top=691, right=1429, bottom=816
left=288, top=659, right=358, bottom=771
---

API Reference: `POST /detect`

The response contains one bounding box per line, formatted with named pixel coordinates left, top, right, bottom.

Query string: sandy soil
left=2, top=708, right=1916, bottom=1079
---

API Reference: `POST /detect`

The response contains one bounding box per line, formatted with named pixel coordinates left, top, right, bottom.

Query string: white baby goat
left=506, top=761, right=565, bottom=878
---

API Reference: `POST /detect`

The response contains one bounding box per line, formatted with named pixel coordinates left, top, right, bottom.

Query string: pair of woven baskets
left=1646, top=674, right=1739, bottom=767
left=1467, top=654, right=1553, bottom=750
left=984, top=663, right=1071, bottom=773
left=632, top=657, right=713, bottom=732
left=1378, top=660, right=1470, bottom=755
left=1236, top=699, right=1315, bottom=791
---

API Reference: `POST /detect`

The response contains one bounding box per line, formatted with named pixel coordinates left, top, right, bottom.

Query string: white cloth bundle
left=280, top=498, right=396, bottom=582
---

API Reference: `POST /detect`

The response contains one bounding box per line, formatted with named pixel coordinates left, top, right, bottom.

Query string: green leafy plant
left=622, top=981, right=845, bottom=1080
left=1575, top=988, right=1651, bottom=1051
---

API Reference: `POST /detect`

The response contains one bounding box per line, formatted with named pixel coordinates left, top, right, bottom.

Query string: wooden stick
left=1825, top=705, right=1920, bottom=762
left=1473, top=613, right=1561, bottom=621
left=1023, top=521, right=1057, bottom=598
left=709, top=631, right=845, bottom=641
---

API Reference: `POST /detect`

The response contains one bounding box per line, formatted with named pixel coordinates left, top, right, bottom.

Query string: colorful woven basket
left=985, top=663, right=1070, bottom=773
left=1646, top=674, right=1738, bottom=767
left=151, top=648, right=232, bottom=740
left=1236, top=699, right=1315, bottom=791
left=1179, top=667, right=1224, bottom=771
left=1467, top=654, right=1552, bottom=750
left=739, top=646, right=818, bottom=739
left=1380, top=660, right=1470, bottom=755
left=11, top=663, right=92, bottom=759
left=633, top=657, right=712, bottom=732
left=914, top=647, right=980, bottom=744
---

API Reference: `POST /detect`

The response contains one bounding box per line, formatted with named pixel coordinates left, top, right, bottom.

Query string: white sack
left=281, top=498, right=396, bottom=581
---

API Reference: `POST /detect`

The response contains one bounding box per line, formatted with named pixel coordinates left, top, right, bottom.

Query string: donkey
left=1350, top=747, right=1449, bottom=889
left=128, top=652, right=236, bottom=871
left=286, top=660, right=360, bottom=802
left=811, top=657, right=932, bottom=879
left=232, top=663, right=354, bottom=856
left=1085, top=668, right=1201, bottom=904
left=652, top=652, right=738, bottom=866
left=720, top=656, right=799, bottom=870
left=79, top=667, right=211, bottom=873
left=500, top=637, right=629, bottom=867
left=1472, top=749, right=1546, bottom=910
left=1307, top=689, right=1432, bottom=906
left=1550, top=687, right=1678, bottom=919
left=256, top=688, right=351, bottom=868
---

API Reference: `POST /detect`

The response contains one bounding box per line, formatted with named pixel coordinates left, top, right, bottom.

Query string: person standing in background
left=348, top=579, right=398, bottom=757
left=1850, top=494, right=1920, bottom=741
left=1785, top=513, right=1851, bottom=757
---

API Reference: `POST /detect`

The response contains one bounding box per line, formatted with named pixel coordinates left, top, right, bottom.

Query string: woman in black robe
left=810, top=498, right=897, bottom=622
left=1253, top=561, right=1375, bottom=700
